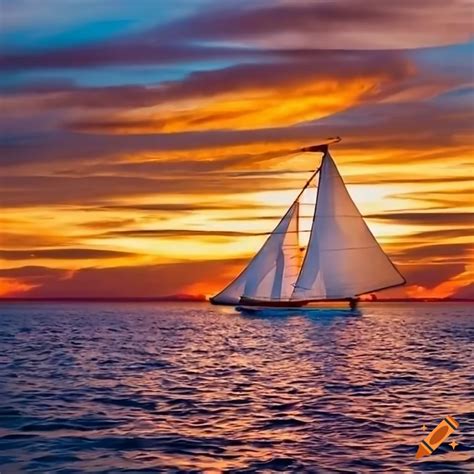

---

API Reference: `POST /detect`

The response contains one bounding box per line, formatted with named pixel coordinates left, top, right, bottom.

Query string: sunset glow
left=0, top=0, right=473, bottom=299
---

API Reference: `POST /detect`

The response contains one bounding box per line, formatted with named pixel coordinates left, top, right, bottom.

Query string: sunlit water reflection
left=0, top=302, right=472, bottom=473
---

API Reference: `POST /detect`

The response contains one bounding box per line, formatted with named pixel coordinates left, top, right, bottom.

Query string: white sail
left=292, top=152, right=405, bottom=300
left=211, top=202, right=301, bottom=304
left=248, top=201, right=301, bottom=300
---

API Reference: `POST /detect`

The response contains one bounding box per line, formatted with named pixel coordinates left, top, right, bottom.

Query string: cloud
left=0, top=265, right=68, bottom=296
left=391, top=242, right=472, bottom=261
left=387, top=187, right=474, bottom=209
left=220, top=210, right=474, bottom=227
left=1, top=0, right=472, bottom=75
left=399, top=262, right=466, bottom=288
left=403, top=228, right=474, bottom=241
left=0, top=265, right=69, bottom=296
left=450, top=282, right=474, bottom=299
left=5, top=50, right=409, bottom=108
left=0, top=277, right=38, bottom=296
left=0, top=248, right=136, bottom=260
left=3, top=51, right=425, bottom=136
left=0, top=231, right=71, bottom=248
left=70, top=149, right=296, bottom=177
left=404, top=263, right=473, bottom=298
left=351, top=176, right=474, bottom=186
left=158, top=0, right=473, bottom=50
left=0, top=129, right=293, bottom=167
left=0, top=173, right=295, bottom=207
left=366, top=212, right=473, bottom=226
left=0, top=175, right=168, bottom=206
left=78, top=218, right=136, bottom=230
left=104, top=229, right=266, bottom=238
left=0, top=35, right=258, bottom=70
left=1, top=258, right=471, bottom=299
left=2, top=97, right=471, bottom=172
left=0, top=265, right=67, bottom=278
left=99, top=202, right=270, bottom=212
left=0, top=259, right=248, bottom=298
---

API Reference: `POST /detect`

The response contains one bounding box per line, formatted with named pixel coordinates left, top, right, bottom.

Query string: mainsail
left=291, top=151, right=405, bottom=300
left=211, top=146, right=405, bottom=306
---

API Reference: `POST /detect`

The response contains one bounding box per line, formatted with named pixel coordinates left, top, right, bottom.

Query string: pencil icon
left=416, top=416, right=459, bottom=459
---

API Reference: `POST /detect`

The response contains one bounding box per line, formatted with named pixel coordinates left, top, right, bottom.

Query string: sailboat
left=210, top=140, right=405, bottom=311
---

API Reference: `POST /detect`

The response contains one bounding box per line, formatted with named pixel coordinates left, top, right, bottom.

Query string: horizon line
left=0, top=297, right=473, bottom=303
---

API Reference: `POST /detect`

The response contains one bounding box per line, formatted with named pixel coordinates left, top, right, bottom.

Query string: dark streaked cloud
left=404, top=228, right=474, bottom=241
left=103, top=229, right=267, bottom=238
left=0, top=248, right=136, bottom=260
left=100, top=203, right=237, bottom=212
left=4, top=51, right=410, bottom=109
left=0, top=265, right=70, bottom=293
left=349, top=176, right=474, bottom=186
left=0, top=42, right=261, bottom=71
left=392, top=242, right=472, bottom=260
left=387, top=187, right=474, bottom=209
left=0, top=174, right=294, bottom=207
left=0, top=231, right=72, bottom=248
left=0, top=266, right=68, bottom=279
left=2, top=99, right=472, bottom=170
left=78, top=219, right=136, bottom=230
left=218, top=211, right=474, bottom=227
left=157, top=0, right=473, bottom=50
left=0, top=175, right=172, bottom=206
left=0, top=265, right=70, bottom=284
left=366, top=212, right=474, bottom=226
left=65, top=150, right=295, bottom=177
left=100, top=202, right=272, bottom=212
left=1, top=0, right=471, bottom=75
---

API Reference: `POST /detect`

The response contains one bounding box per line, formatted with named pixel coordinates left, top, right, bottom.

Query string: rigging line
left=296, top=198, right=300, bottom=249
left=355, top=280, right=406, bottom=296
left=245, top=227, right=380, bottom=236
left=293, top=166, right=320, bottom=203
left=317, top=245, right=379, bottom=251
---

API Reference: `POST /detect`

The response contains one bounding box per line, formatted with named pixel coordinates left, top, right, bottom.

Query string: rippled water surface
left=0, top=302, right=473, bottom=473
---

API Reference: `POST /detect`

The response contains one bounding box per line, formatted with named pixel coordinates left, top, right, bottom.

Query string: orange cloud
left=75, top=77, right=384, bottom=133
left=406, top=265, right=474, bottom=299
left=0, top=277, right=38, bottom=297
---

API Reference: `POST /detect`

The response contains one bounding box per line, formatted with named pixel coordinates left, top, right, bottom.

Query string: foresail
left=292, top=152, right=405, bottom=300
left=268, top=203, right=301, bottom=300
left=211, top=202, right=300, bottom=305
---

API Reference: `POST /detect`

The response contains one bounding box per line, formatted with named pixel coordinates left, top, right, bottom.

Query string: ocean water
left=0, top=302, right=472, bottom=473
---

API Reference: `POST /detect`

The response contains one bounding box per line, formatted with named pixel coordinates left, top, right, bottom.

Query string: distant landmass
left=359, top=298, right=474, bottom=303
left=0, top=295, right=472, bottom=303
left=0, top=294, right=208, bottom=302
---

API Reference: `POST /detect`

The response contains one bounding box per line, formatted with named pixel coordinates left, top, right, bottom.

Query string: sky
left=0, top=0, right=473, bottom=299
